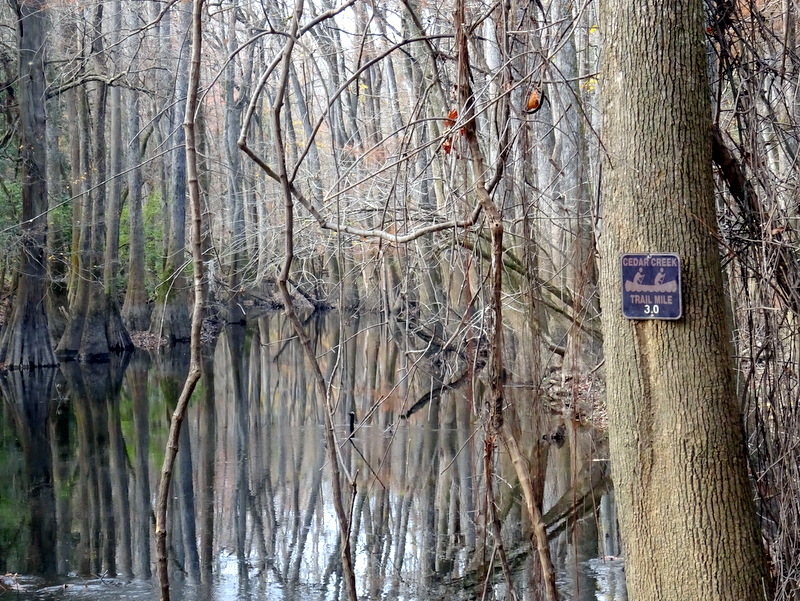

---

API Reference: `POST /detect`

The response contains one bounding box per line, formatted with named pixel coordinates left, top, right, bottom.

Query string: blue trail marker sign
left=621, top=253, right=682, bottom=320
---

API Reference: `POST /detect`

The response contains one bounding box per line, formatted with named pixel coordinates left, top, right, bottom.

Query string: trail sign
left=621, top=253, right=682, bottom=320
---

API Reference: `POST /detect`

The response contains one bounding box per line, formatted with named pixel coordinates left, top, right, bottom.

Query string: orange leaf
left=526, top=89, right=544, bottom=113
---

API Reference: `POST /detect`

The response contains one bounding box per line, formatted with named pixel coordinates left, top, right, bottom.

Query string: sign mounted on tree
left=621, top=253, right=682, bottom=320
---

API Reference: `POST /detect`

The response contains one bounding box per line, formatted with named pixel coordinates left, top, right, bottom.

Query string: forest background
left=0, top=0, right=799, bottom=599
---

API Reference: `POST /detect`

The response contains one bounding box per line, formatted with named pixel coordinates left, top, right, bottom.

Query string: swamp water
left=0, top=315, right=625, bottom=600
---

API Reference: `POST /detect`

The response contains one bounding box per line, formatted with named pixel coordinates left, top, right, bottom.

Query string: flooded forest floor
left=0, top=313, right=624, bottom=601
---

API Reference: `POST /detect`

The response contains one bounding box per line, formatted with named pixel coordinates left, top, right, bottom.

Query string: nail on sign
left=621, top=253, right=682, bottom=320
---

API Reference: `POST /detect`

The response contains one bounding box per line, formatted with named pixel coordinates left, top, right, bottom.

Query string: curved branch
left=269, top=3, right=358, bottom=598
left=154, top=1, right=206, bottom=600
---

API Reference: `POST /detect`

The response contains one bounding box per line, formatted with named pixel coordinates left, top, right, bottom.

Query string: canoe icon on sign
left=624, top=267, right=678, bottom=293
left=624, top=280, right=678, bottom=293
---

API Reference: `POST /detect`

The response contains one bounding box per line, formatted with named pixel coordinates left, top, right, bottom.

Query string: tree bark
left=598, top=0, right=772, bottom=599
left=0, top=0, right=57, bottom=368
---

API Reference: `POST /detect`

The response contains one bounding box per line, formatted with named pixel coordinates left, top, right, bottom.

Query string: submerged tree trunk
left=598, top=0, right=772, bottom=598
left=0, top=0, right=57, bottom=368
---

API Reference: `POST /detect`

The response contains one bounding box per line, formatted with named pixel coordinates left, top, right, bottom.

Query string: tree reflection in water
left=0, top=315, right=623, bottom=600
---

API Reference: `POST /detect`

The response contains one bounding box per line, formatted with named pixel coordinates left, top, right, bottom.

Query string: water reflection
left=0, top=314, right=624, bottom=600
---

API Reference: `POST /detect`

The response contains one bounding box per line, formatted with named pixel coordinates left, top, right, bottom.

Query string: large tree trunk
left=58, top=0, right=132, bottom=361
left=56, top=86, right=93, bottom=361
left=598, top=0, right=772, bottom=598
left=121, top=83, right=151, bottom=330
left=0, top=0, right=57, bottom=368
left=102, top=0, right=133, bottom=352
left=121, top=1, right=151, bottom=332
left=78, top=79, right=111, bottom=361
left=73, top=5, right=111, bottom=362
